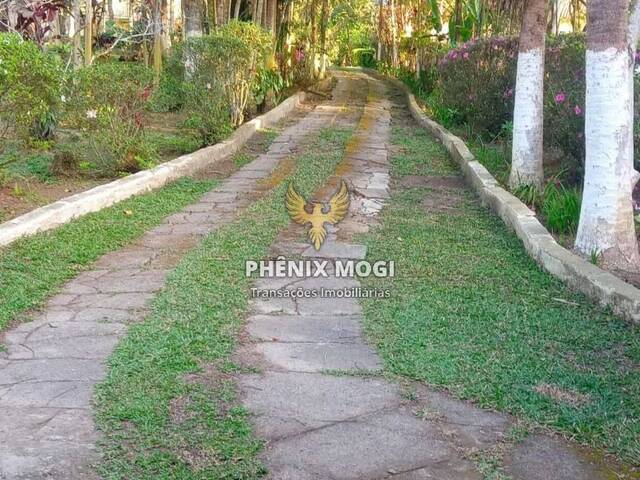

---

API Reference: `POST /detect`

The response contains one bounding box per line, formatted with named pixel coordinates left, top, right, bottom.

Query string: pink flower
left=295, top=49, right=305, bottom=62
left=451, top=51, right=458, bottom=60
left=463, top=52, right=469, bottom=60
left=554, top=92, right=566, bottom=104
left=503, top=88, right=514, bottom=99
left=574, top=105, right=582, bottom=116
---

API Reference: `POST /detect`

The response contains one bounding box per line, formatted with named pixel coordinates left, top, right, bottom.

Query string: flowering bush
left=0, top=33, right=62, bottom=149
left=543, top=34, right=586, bottom=177
left=430, top=33, right=640, bottom=177
left=435, top=36, right=518, bottom=135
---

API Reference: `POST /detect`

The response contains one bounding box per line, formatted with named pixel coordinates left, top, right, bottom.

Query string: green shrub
left=149, top=43, right=187, bottom=112
left=0, top=33, right=63, bottom=149
left=183, top=29, right=263, bottom=130
left=541, top=182, right=581, bottom=236
left=182, top=79, right=233, bottom=147
left=65, top=62, right=156, bottom=175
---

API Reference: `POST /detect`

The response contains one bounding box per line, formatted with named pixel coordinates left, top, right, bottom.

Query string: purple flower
left=554, top=92, right=566, bottom=104
left=574, top=105, right=582, bottom=116
left=503, top=88, right=514, bottom=99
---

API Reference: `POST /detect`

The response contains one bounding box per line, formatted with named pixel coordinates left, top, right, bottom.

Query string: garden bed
left=0, top=112, right=198, bottom=223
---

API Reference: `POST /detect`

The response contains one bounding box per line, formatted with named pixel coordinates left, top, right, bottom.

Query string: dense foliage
left=0, top=33, right=62, bottom=150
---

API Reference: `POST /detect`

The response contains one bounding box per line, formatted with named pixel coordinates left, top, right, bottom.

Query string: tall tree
left=161, top=0, right=171, bottom=50
left=390, top=0, right=397, bottom=67
left=308, top=0, right=318, bottom=77
left=70, top=0, right=81, bottom=66
left=575, top=0, right=640, bottom=271
left=152, top=0, right=162, bottom=85
left=84, top=0, right=93, bottom=65
left=508, top=0, right=546, bottom=189
left=318, top=0, right=328, bottom=77
left=183, top=0, right=203, bottom=36
left=376, top=0, right=383, bottom=62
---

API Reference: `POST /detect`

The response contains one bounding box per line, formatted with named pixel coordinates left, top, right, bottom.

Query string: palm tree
left=508, top=0, right=546, bottom=189
left=575, top=0, right=640, bottom=271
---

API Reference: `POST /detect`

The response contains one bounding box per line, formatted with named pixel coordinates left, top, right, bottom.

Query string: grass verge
left=94, top=127, right=353, bottom=479
left=359, top=123, right=640, bottom=464
left=0, top=178, right=213, bottom=332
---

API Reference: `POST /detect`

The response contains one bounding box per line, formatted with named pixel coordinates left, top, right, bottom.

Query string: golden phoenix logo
left=285, top=180, right=350, bottom=250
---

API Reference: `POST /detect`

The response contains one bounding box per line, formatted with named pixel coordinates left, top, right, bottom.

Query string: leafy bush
left=181, top=80, right=233, bottom=146
left=254, top=68, right=285, bottom=111
left=65, top=62, right=156, bottom=175
left=184, top=24, right=270, bottom=129
left=0, top=33, right=62, bottom=149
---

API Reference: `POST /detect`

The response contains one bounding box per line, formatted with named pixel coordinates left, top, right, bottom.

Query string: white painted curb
left=0, top=91, right=309, bottom=248
left=365, top=68, right=640, bottom=324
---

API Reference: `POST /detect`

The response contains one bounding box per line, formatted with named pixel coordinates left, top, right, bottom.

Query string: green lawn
left=95, top=127, right=353, bottom=479
left=0, top=178, right=214, bottom=332
left=358, top=124, right=640, bottom=465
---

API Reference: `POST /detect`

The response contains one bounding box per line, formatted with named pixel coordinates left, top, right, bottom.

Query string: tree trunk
left=255, top=0, right=264, bottom=25
left=509, top=0, right=546, bottom=189
left=234, top=0, right=242, bottom=19
left=390, top=0, right=398, bottom=67
left=153, top=0, right=163, bottom=86
left=376, top=0, right=383, bottom=62
left=183, top=0, right=203, bottom=37
left=216, top=0, right=229, bottom=25
left=107, top=0, right=114, bottom=22
left=308, top=0, right=318, bottom=78
left=84, top=0, right=93, bottom=65
left=575, top=0, right=640, bottom=271
left=71, top=0, right=82, bottom=67
left=319, top=0, right=328, bottom=78
left=269, top=0, right=277, bottom=32
left=453, top=0, right=462, bottom=44
left=161, top=0, right=171, bottom=51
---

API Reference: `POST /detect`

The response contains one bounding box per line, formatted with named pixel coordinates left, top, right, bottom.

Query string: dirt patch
left=422, top=192, right=464, bottom=214
left=533, top=383, right=591, bottom=407
left=179, top=447, right=223, bottom=471
left=396, top=175, right=465, bottom=190
left=0, top=178, right=102, bottom=223
left=169, top=395, right=195, bottom=425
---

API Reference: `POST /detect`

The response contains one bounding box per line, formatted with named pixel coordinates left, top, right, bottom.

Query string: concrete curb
left=365, top=68, right=640, bottom=323
left=0, top=90, right=310, bottom=248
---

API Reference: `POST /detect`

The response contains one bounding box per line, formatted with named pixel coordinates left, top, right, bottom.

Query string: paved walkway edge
left=356, top=68, right=640, bottom=324
left=0, top=80, right=328, bottom=248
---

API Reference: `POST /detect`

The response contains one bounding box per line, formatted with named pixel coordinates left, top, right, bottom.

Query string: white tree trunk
left=509, top=48, right=545, bottom=188
left=575, top=48, right=640, bottom=269
left=509, top=0, right=546, bottom=189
